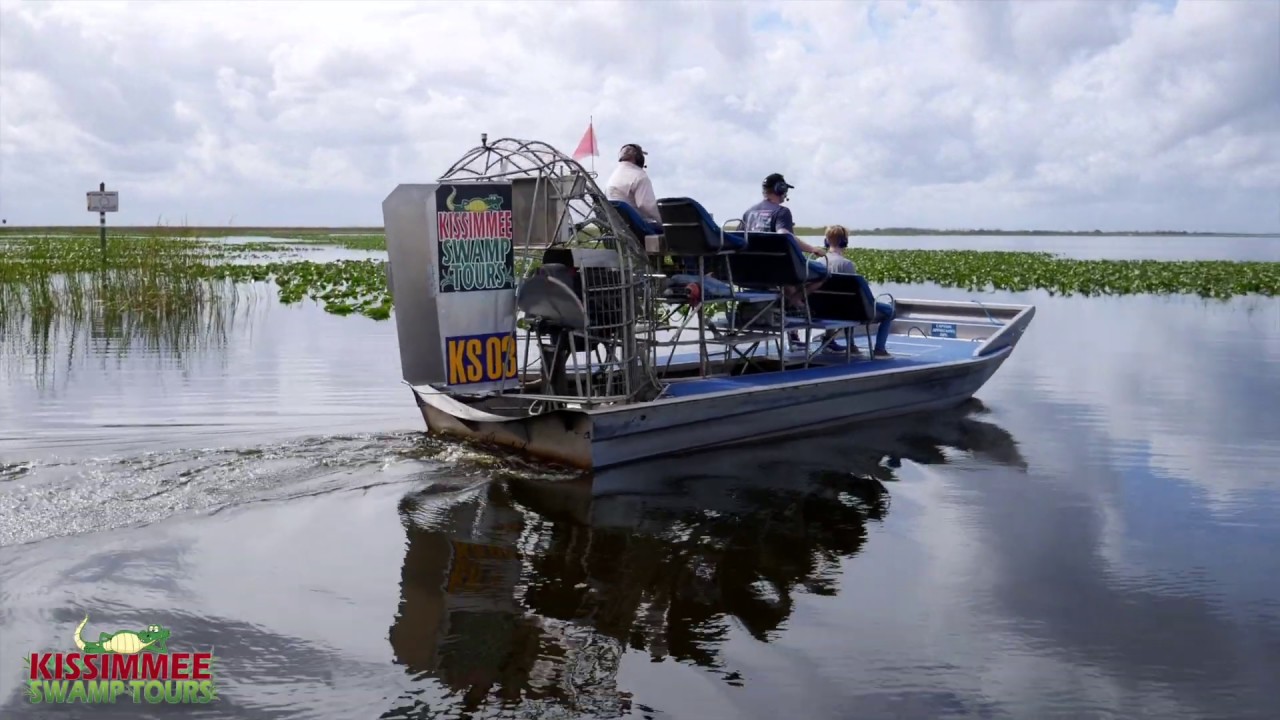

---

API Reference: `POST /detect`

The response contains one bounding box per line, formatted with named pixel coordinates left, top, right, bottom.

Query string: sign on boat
left=381, top=136, right=1035, bottom=473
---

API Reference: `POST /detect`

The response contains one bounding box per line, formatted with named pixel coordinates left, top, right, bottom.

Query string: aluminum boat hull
left=411, top=298, right=1034, bottom=471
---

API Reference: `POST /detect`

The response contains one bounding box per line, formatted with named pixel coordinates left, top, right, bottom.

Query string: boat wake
left=0, top=432, right=492, bottom=547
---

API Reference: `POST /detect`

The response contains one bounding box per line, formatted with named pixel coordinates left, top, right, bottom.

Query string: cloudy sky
left=1, top=0, right=1277, bottom=232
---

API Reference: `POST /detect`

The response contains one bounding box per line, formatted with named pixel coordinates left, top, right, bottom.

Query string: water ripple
left=0, top=432, right=430, bottom=547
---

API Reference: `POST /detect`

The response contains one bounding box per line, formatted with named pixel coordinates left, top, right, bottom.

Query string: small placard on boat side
left=930, top=322, right=958, bottom=338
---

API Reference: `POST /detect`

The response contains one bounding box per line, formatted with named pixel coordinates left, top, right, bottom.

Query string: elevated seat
left=656, top=196, right=747, bottom=253
left=609, top=200, right=663, bottom=253
left=656, top=196, right=748, bottom=278
left=652, top=197, right=755, bottom=376
left=807, top=272, right=876, bottom=317
left=702, top=232, right=830, bottom=370
left=728, top=231, right=828, bottom=289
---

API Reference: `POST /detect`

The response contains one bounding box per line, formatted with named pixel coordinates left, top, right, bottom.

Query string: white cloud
left=0, top=0, right=1276, bottom=231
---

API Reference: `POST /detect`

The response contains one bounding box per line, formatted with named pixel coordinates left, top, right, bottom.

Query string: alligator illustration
left=73, top=614, right=170, bottom=654
left=444, top=187, right=504, bottom=212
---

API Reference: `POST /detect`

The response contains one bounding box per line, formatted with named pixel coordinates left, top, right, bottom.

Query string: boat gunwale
left=410, top=297, right=1033, bottom=422
left=412, top=342, right=1016, bottom=423
left=586, top=342, right=1015, bottom=416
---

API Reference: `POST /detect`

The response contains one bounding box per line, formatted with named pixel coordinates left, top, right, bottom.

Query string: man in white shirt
left=605, top=143, right=660, bottom=228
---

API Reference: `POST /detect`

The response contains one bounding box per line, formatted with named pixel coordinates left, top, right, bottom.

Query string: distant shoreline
left=0, top=225, right=1276, bottom=238
left=793, top=228, right=1280, bottom=238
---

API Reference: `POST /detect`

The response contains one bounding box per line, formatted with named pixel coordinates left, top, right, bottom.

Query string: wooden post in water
left=98, top=182, right=106, bottom=255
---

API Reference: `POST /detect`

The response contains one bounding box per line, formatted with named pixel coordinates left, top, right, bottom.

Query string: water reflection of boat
left=380, top=402, right=1024, bottom=718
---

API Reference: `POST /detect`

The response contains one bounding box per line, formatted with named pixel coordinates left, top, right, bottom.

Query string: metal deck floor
left=656, top=334, right=980, bottom=398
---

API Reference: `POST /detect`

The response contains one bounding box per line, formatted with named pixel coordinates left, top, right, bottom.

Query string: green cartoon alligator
left=73, top=614, right=170, bottom=654
left=444, top=187, right=504, bottom=212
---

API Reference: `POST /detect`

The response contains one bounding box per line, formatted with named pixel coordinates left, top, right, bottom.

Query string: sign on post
left=87, top=191, right=119, bottom=212
left=88, top=183, right=118, bottom=255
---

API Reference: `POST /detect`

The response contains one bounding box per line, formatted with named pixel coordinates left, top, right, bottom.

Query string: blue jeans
left=669, top=273, right=734, bottom=300
left=805, top=259, right=828, bottom=281
left=872, top=301, right=894, bottom=352
left=824, top=301, right=894, bottom=351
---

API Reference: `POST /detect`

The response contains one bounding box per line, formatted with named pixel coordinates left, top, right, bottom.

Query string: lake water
left=1, top=236, right=1279, bottom=719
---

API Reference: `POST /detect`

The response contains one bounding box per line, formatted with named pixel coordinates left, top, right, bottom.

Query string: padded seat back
left=609, top=200, right=661, bottom=244
left=656, top=197, right=747, bottom=255
left=806, top=272, right=876, bottom=323
left=727, top=232, right=812, bottom=288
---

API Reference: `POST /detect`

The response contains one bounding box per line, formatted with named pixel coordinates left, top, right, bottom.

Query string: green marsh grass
left=1, top=234, right=247, bottom=385
left=2, top=232, right=1276, bottom=351
left=843, top=249, right=1279, bottom=299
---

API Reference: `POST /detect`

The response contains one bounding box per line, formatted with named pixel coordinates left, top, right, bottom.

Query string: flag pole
left=589, top=115, right=595, bottom=175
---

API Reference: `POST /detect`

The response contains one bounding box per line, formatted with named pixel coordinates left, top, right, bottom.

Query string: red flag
left=572, top=120, right=598, bottom=161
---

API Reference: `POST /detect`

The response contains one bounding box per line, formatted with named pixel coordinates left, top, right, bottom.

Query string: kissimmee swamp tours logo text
left=24, top=613, right=218, bottom=705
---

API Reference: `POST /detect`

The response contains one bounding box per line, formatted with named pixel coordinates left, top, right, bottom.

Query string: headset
left=824, top=225, right=849, bottom=250
left=764, top=173, right=792, bottom=199
left=619, top=144, right=646, bottom=168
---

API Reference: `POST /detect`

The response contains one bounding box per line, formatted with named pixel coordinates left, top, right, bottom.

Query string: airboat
left=381, top=136, right=1035, bottom=471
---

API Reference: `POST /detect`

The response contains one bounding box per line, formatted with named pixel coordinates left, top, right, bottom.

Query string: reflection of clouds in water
left=972, top=446, right=1278, bottom=720
left=985, top=295, right=1280, bottom=607
left=998, top=293, right=1280, bottom=513
left=788, top=291, right=1280, bottom=720
left=918, top=320, right=1280, bottom=717
left=861, top=453, right=1277, bottom=720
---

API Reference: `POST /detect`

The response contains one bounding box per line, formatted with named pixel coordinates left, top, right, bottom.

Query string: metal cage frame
left=436, top=136, right=663, bottom=408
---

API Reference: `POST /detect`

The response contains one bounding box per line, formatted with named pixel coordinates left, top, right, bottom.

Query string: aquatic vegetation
left=844, top=249, right=1280, bottom=299
left=0, top=225, right=382, bottom=240
left=208, top=235, right=386, bottom=252
left=792, top=226, right=1278, bottom=238
left=210, top=260, right=392, bottom=320
left=1, top=234, right=392, bottom=323
left=0, top=235, right=246, bottom=386
left=3, top=234, right=1276, bottom=348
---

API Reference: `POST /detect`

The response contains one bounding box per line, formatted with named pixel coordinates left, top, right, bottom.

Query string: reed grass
left=1, top=235, right=246, bottom=382
left=3, top=232, right=1275, bottom=351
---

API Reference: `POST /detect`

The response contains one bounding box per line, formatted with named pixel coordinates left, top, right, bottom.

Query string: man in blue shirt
left=741, top=173, right=827, bottom=350
left=742, top=173, right=825, bottom=255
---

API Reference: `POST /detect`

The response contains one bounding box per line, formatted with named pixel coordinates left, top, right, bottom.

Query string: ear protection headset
left=763, top=173, right=792, bottom=199
left=829, top=224, right=849, bottom=249
left=620, top=144, right=646, bottom=168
